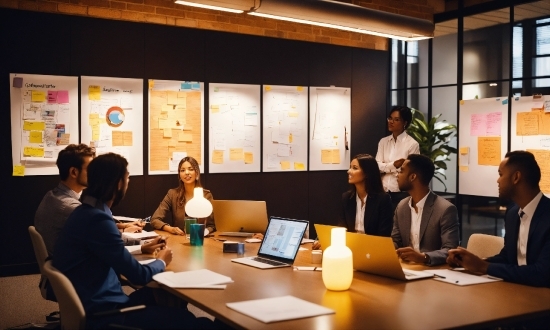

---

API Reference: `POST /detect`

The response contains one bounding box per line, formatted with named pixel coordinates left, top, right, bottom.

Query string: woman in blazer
left=338, top=154, right=393, bottom=236
left=151, top=156, right=215, bottom=235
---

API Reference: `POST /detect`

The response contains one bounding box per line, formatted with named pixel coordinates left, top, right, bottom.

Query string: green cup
left=184, top=218, right=197, bottom=237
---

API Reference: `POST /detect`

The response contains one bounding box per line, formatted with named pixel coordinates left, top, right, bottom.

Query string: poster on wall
left=10, top=73, right=79, bottom=176
left=148, top=79, right=204, bottom=174
left=81, top=76, right=143, bottom=176
left=262, top=85, right=308, bottom=172
left=208, top=83, right=261, bottom=173
left=309, top=86, right=351, bottom=171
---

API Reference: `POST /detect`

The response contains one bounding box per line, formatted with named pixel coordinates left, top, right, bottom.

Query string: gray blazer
left=391, top=192, right=459, bottom=265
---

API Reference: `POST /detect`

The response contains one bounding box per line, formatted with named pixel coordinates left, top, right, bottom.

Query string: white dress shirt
left=355, top=193, right=367, bottom=234
left=375, top=131, right=420, bottom=192
left=408, top=192, right=429, bottom=252
left=517, top=192, right=543, bottom=266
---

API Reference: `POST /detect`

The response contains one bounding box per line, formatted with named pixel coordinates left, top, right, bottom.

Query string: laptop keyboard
left=219, top=232, right=253, bottom=237
left=252, top=257, right=286, bottom=266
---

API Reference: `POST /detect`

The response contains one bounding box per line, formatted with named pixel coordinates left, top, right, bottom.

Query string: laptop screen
left=258, top=217, right=308, bottom=262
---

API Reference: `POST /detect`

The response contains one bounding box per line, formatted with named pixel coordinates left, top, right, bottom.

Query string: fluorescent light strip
left=174, top=1, right=244, bottom=13
left=248, top=12, right=430, bottom=41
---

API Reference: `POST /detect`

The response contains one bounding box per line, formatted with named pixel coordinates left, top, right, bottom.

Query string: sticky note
left=29, top=131, right=42, bottom=143
left=123, top=131, right=133, bottom=146
left=31, top=91, right=46, bottom=102
left=181, top=82, right=192, bottom=90
left=280, top=161, right=290, bottom=170
left=13, top=77, right=23, bottom=88
left=177, top=91, right=187, bottom=99
left=297, top=86, right=303, bottom=92
left=244, top=152, right=253, bottom=164
left=502, top=99, right=508, bottom=105
left=161, top=104, right=172, bottom=113
left=158, top=118, right=168, bottom=129
left=229, top=148, right=244, bottom=161
left=13, top=165, right=25, bottom=176
left=89, top=113, right=99, bottom=126
left=191, top=82, right=200, bottom=90
left=478, top=137, right=501, bottom=166
left=289, top=134, right=293, bottom=143
left=167, top=92, right=178, bottom=104
left=331, top=149, right=340, bottom=164
left=47, top=91, right=58, bottom=103
left=168, top=140, right=177, bottom=147
left=23, top=146, right=45, bottom=157
left=289, top=112, right=299, bottom=117
left=88, top=85, right=101, bottom=100
left=92, top=128, right=100, bottom=141
left=179, top=133, right=193, bottom=142
left=459, top=166, right=469, bottom=172
left=163, top=128, right=172, bottom=138
left=460, top=100, right=465, bottom=105
left=149, top=80, right=154, bottom=89
left=58, top=133, right=70, bottom=145
left=459, top=147, right=469, bottom=155
left=321, top=149, right=332, bottom=164
left=23, top=121, right=45, bottom=131
left=294, top=162, right=305, bottom=170
left=112, top=131, right=123, bottom=146
left=211, top=105, right=220, bottom=113
left=265, top=85, right=271, bottom=91
left=212, top=150, right=224, bottom=164
left=57, top=90, right=69, bottom=103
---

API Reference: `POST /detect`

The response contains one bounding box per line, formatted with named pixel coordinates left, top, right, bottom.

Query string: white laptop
left=346, top=232, right=433, bottom=281
left=213, top=200, right=269, bottom=237
left=231, top=217, right=308, bottom=269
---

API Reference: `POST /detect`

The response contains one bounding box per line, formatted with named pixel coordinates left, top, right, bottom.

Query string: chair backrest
left=466, top=233, right=505, bottom=259
left=42, top=260, right=86, bottom=330
left=28, top=226, right=48, bottom=275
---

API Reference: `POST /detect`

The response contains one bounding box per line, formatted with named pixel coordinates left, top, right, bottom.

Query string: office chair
left=466, top=233, right=504, bottom=259
left=28, top=226, right=55, bottom=301
left=42, top=260, right=144, bottom=330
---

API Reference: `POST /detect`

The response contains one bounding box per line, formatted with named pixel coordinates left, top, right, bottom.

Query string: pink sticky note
left=57, top=90, right=69, bottom=103
left=47, top=91, right=58, bottom=103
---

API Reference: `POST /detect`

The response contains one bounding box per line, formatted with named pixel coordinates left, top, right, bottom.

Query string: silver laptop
left=231, top=217, right=308, bottom=269
left=347, top=232, right=433, bottom=281
left=213, top=200, right=269, bottom=237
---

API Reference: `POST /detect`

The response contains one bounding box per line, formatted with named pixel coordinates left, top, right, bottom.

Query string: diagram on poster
left=81, top=76, right=143, bottom=175
left=309, top=87, right=351, bottom=171
left=262, top=85, right=308, bottom=172
left=149, top=80, right=204, bottom=174
left=10, top=73, right=79, bottom=176
left=209, top=83, right=260, bottom=173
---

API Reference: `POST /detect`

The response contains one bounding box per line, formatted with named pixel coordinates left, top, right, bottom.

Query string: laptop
left=346, top=232, right=433, bottom=281
left=213, top=200, right=269, bottom=237
left=231, top=217, right=308, bottom=269
left=313, top=224, right=339, bottom=251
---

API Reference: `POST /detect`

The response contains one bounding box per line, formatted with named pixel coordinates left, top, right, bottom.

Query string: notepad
left=153, top=269, right=233, bottom=289
left=121, top=231, right=159, bottom=240
left=424, top=269, right=502, bottom=286
left=226, top=295, right=334, bottom=323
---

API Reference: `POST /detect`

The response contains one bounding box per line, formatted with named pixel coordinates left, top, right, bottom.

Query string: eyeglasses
left=387, top=116, right=401, bottom=123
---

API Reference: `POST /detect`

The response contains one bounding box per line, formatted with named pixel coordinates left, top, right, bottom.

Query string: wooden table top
left=152, top=233, right=550, bottom=330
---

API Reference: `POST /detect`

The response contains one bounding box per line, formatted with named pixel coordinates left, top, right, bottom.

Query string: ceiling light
left=490, top=83, right=497, bottom=86
left=174, top=0, right=250, bottom=13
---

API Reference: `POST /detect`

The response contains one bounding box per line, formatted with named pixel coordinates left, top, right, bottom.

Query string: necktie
left=519, top=210, right=525, bottom=219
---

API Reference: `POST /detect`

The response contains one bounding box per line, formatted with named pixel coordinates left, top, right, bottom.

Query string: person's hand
left=165, top=225, right=184, bottom=235
left=156, top=246, right=173, bottom=266
left=447, top=247, right=489, bottom=275
left=393, top=158, right=405, bottom=169
left=312, top=241, right=322, bottom=250
left=141, top=236, right=168, bottom=254
left=252, top=233, right=264, bottom=240
left=123, top=225, right=142, bottom=233
left=396, top=247, right=425, bottom=263
left=131, top=220, right=145, bottom=228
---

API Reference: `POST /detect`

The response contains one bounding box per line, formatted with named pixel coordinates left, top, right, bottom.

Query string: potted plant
left=407, top=109, right=457, bottom=191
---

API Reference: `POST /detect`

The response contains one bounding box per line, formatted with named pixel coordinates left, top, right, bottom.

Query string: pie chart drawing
left=106, top=106, right=125, bottom=127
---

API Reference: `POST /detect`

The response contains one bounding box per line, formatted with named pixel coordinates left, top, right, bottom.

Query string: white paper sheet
left=153, top=269, right=233, bottom=289
left=424, top=269, right=502, bottom=286
left=121, top=231, right=159, bottom=240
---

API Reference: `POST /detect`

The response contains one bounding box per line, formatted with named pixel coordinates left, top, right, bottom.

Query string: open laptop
left=346, top=232, right=433, bottom=281
left=313, top=224, right=339, bottom=251
left=231, top=217, right=308, bottom=269
left=213, top=200, right=269, bottom=237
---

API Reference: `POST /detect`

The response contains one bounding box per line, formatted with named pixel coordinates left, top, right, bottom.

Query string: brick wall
left=0, top=0, right=436, bottom=50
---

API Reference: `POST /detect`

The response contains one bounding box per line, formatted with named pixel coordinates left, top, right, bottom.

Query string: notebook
left=213, top=200, right=269, bottom=237
left=231, top=217, right=308, bottom=269
left=346, top=232, right=433, bottom=281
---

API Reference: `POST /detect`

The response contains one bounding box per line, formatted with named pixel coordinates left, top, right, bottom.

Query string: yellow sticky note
left=161, top=104, right=172, bottom=113
left=168, top=140, right=177, bottom=147
left=58, top=133, right=70, bottom=145
left=244, top=152, right=253, bottom=164
left=527, top=149, right=550, bottom=193
left=88, top=85, right=101, bottom=101
left=23, top=121, right=45, bottom=131
left=148, top=80, right=154, bottom=89
left=31, top=90, right=46, bottom=102
left=112, top=131, right=123, bottom=146
left=459, top=147, right=469, bottom=155
left=177, top=91, right=187, bottom=99
left=212, top=150, right=224, bottom=164
left=99, top=118, right=107, bottom=125
left=331, top=149, right=341, bottom=164
left=179, top=133, right=192, bottom=142
left=459, top=166, right=469, bottom=172
left=211, top=105, right=220, bottom=113
left=294, top=162, right=305, bottom=170
left=321, top=149, right=332, bottom=164
left=265, top=85, right=271, bottom=91
left=289, top=112, right=299, bottom=117
left=92, top=128, right=100, bottom=141
left=182, top=125, right=193, bottom=131
left=516, top=112, right=539, bottom=136
left=13, top=165, right=25, bottom=176
left=460, top=100, right=465, bottom=105
left=167, top=92, right=178, bottom=105
left=158, top=118, right=168, bottom=129
left=163, top=128, right=172, bottom=138
left=297, top=86, right=303, bottom=92
left=289, top=134, right=293, bottom=143
left=280, top=161, right=290, bottom=170
left=89, top=113, right=99, bottom=120
left=123, top=131, right=133, bottom=146
left=29, top=131, right=42, bottom=143
left=478, top=137, right=501, bottom=166
left=23, top=147, right=45, bottom=157
left=229, top=148, right=244, bottom=161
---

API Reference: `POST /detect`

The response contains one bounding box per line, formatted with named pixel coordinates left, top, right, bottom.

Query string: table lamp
left=184, top=187, right=213, bottom=229
left=322, top=227, right=353, bottom=291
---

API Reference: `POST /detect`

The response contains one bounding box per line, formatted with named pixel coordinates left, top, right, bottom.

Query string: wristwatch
left=423, top=253, right=431, bottom=265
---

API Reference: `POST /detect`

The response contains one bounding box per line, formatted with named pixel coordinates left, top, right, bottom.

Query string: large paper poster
left=309, top=87, right=351, bottom=171
left=208, top=83, right=261, bottom=173
left=262, top=85, right=308, bottom=172
left=81, top=76, right=143, bottom=175
left=10, top=73, right=79, bottom=176
left=148, top=80, right=204, bottom=174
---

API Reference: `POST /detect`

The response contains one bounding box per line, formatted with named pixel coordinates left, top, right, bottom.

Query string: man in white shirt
left=375, top=106, right=420, bottom=210
left=391, top=154, right=459, bottom=266
left=448, top=151, right=550, bottom=288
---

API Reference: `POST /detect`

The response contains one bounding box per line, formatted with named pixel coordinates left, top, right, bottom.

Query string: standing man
left=376, top=106, right=420, bottom=210
left=53, top=153, right=216, bottom=329
left=392, top=154, right=459, bottom=266
left=448, top=151, right=550, bottom=287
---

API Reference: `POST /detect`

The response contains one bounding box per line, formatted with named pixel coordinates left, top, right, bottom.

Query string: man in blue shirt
left=53, top=153, right=217, bottom=329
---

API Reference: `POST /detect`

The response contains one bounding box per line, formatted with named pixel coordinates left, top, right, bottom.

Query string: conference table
left=149, top=233, right=550, bottom=329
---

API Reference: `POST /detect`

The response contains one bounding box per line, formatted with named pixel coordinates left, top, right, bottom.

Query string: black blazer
left=338, top=191, right=393, bottom=237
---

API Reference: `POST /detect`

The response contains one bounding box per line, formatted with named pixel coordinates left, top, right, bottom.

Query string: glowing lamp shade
left=322, top=227, right=353, bottom=291
left=184, top=187, right=213, bottom=218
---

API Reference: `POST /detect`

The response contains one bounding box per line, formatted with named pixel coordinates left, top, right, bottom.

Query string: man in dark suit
left=392, top=154, right=459, bottom=266
left=448, top=151, right=550, bottom=288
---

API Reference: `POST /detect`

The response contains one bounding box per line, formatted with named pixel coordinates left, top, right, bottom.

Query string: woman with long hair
left=151, top=156, right=215, bottom=235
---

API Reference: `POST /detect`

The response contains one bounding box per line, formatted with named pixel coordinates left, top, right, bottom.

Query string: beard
left=111, top=186, right=126, bottom=208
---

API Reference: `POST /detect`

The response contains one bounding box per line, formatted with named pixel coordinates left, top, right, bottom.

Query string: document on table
left=425, top=269, right=502, bottom=286
left=121, top=231, right=159, bottom=240
left=153, top=269, right=233, bottom=289
left=226, top=295, right=334, bottom=323
left=113, top=215, right=141, bottom=222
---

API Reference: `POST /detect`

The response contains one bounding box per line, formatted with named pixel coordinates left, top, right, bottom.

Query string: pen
left=433, top=274, right=446, bottom=279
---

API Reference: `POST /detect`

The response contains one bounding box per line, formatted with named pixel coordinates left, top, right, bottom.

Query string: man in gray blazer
left=392, top=154, right=459, bottom=266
